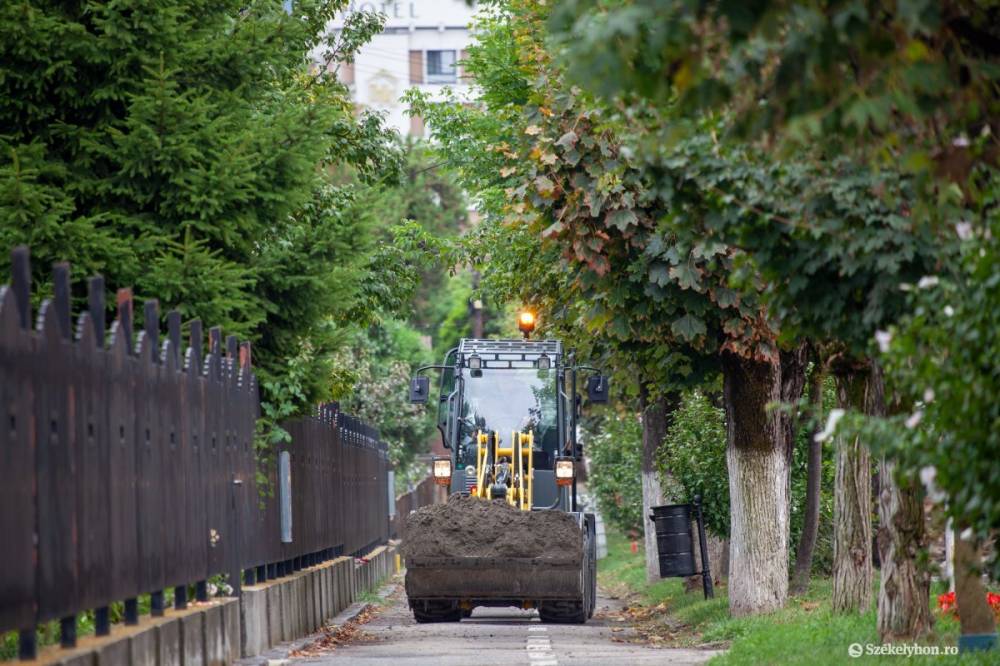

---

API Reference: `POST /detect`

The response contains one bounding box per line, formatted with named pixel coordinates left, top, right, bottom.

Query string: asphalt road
left=286, top=582, right=721, bottom=666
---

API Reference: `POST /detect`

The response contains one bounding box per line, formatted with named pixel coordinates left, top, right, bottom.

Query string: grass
left=598, top=526, right=1000, bottom=665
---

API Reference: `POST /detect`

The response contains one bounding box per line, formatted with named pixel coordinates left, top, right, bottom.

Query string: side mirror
left=409, top=376, right=430, bottom=404
left=586, top=375, right=610, bottom=404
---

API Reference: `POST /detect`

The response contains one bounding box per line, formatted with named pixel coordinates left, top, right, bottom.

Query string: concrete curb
left=235, top=581, right=399, bottom=665
left=24, top=598, right=240, bottom=666
left=28, top=542, right=398, bottom=665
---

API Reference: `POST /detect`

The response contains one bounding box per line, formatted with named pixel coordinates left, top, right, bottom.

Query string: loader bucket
left=401, top=497, right=595, bottom=624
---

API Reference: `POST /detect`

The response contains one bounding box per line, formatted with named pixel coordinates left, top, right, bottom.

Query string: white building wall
left=325, top=1, right=478, bottom=136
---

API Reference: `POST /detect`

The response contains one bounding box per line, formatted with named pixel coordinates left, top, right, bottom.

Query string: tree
left=791, top=368, right=827, bottom=595
left=0, top=0, right=404, bottom=415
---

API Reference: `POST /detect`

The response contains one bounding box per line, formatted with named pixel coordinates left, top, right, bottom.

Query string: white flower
left=814, top=408, right=846, bottom=443
left=207, top=583, right=218, bottom=597
left=905, top=410, right=923, bottom=429
left=899, top=282, right=914, bottom=292
left=944, top=305, right=955, bottom=317
left=919, top=465, right=936, bottom=486
left=923, top=388, right=935, bottom=403
left=875, top=330, right=893, bottom=353
left=961, top=527, right=974, bottom=541
left=955, top=221, right=973, bottom=240
left=221, top=584, right=233, bottom=596
left=953, top=134, right=970, bottom=148
left=917, top=276, right=940, bottom=289
left=920, top=466, right=947, bottom=503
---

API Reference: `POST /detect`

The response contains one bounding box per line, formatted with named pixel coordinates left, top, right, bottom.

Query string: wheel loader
left=404, top=313, right=610, bottom=624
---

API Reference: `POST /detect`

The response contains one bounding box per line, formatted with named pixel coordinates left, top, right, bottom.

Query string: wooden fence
left=391, top=475, right=442, bottom=539
left=0, top=247, right=415, bottom=658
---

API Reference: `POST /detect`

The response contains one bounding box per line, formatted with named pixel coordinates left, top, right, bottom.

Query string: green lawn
left=598, top=527, right=1000, bottom=665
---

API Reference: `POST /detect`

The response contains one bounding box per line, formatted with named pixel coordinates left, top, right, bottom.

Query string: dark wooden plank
left=134, top=302, right=166, bottom=592
left=0, top=287, right=37, bottom=633
left=34, top=300, right=79, bottom=623
left=87, top=276, right=105, bottom=345
left=206, top=327, right=226, bottom=576
left=106, top=315, right=140, bottom=603
left=74, top=312, right=112, bottom=613
left=161, top=335, right=185, bottom=588
left=10, top=247, right=31, bottom=329
left=185, top=321, right=209, bottom=584
left=52, top=263, right=71, bottom=341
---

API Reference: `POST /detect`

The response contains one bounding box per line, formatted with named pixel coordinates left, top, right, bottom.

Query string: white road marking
left=526, top=623, right=557, bottom=665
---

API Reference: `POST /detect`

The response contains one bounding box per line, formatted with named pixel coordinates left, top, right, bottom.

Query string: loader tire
left=538, top=600, right=587, bottom=624
left=412, top=600, right=462, bottom=623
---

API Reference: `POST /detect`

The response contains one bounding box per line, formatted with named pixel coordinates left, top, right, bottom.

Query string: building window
left=426, top=50, right=457, bottom=84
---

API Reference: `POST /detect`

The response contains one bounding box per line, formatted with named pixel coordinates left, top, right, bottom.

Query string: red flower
left=938, top=590, right=1000, bottom=619
left=938, top=591, right=957, bottom=617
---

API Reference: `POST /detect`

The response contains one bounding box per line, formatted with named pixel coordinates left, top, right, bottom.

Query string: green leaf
left=671, top=313, right=707, bottom=341
left=669, top=259, right=701, bottom=290
left=606, top=208, right=637, bottom=231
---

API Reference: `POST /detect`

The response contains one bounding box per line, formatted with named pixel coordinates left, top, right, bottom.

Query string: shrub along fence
left=0, top=247, right=406, bottom=660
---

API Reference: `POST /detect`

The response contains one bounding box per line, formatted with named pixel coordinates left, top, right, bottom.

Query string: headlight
left=433, top=458, right=452, bottom=485
left=555, top=458, right=574, bottom=486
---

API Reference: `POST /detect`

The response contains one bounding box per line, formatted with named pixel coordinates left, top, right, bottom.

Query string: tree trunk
left=639, top=386, right=675, bottom=583
left=876, top=458, right=934, bottom=640
left=870, top=365, right=933, bottom=641
left=828, top=362, right=873, bottom=613
left=779, top=344, right=809, bottom=523
left=954, top=531, right=997, bottom=637
left=722, top=350, right=804, bottom=616
left=791, top=369, right=825, bottom=595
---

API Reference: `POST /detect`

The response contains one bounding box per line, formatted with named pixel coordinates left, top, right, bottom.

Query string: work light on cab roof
left=518, top=310, right=536, bottom=337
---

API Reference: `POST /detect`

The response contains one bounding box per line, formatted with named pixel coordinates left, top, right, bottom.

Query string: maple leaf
left=671, top=313, right=707, bottom=340
left=607, top=209, right=638, bottom=231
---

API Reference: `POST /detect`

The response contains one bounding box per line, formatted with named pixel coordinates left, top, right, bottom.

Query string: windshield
left=457, top=367, right=558, bottom=467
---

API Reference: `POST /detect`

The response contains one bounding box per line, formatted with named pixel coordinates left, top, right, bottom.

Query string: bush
left=658, top=391, right=730, bottom=537
left=585, top=413, right=643, bottom=535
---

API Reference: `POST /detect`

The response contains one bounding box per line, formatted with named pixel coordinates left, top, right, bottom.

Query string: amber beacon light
left=518, top=310, right=536, bottom=337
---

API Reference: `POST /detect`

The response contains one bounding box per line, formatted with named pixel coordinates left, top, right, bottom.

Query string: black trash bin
left=650, top=503, right=697, bottom=578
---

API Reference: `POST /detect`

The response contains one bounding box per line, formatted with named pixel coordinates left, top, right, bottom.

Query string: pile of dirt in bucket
left=402, top=495, right=583, bottom=563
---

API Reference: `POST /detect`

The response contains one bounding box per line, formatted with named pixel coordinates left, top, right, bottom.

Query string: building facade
left=326, top=1, right=478, bottom=137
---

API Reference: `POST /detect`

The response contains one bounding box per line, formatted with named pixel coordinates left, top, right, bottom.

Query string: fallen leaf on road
left=290, top=604, right=379, bottom=656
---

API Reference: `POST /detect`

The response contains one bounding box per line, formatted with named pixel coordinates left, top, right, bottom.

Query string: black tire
left=538, top=600, right=587, bottom=624
left=412, top=600, right=462, bottom=623
left=587, top=515, right=597, bottom=619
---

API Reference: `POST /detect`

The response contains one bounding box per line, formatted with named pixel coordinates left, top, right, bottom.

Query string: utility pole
left=470, top=271, right=484, bottom=338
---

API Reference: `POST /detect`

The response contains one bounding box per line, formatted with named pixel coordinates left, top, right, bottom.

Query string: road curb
left=235, top=580, right=398, bottom=665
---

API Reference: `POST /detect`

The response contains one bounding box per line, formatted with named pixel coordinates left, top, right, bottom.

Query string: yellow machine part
left=474, top=429, right=533, bottom=511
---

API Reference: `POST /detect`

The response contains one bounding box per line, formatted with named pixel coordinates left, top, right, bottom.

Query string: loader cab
left=413, top=338, right=608, bottom=511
